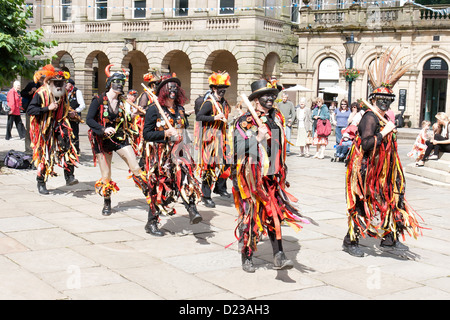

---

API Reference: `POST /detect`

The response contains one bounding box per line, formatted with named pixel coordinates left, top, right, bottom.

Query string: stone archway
left=161, top=50, right=192, bottom=102
left=85, top=51, right=110, bottom=98
left=263, top=52, right=281, bottom=79
left=205, top=50, right=239, bottom=105
left=122, top=50, right=149, bottom=95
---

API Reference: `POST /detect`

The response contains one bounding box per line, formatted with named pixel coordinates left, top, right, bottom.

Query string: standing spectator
left=334, top=99, right=351, bottom=145
left=295, top=97, right=312, bottom=157
left=5, top=81, right=25, bottom=140
left=21, top=76, right=44, bottom=152
left=311, top=97, right=330, bottom=159
left=347, top=102, right=364, bottom=126
left=277, top=92, right=296, bottom=155
left=66, top=78, right=86, bottom=156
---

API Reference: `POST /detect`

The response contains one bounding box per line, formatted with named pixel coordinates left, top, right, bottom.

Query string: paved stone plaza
left=0, top=114, right=449, bottom=300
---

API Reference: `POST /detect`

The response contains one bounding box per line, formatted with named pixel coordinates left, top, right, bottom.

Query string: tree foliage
left=0, top=0, right=57, bottom=86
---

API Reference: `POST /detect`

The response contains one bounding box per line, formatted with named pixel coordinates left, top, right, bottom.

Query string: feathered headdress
left=143, top=69, right=161, bottom=84
left=208, top=71, right=231, bottom=87
left=33, top=64, right=70, bottom=84
left=368, top=48, right=411, bottom=99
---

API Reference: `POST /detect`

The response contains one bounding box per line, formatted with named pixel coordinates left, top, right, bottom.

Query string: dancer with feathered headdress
left=342, top=48, right=424, bottom=257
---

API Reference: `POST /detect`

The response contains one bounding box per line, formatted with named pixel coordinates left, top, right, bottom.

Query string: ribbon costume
left=343, top=49, right=423, bottom=257
left=142, top=74, right=202, bottom=237
left=86, top=64, right=148, bottom=216
left=27, top=65, right=79, bottom=194
left=231, top=79, right=310, bottom=273
left=195, top=71, right=232, bottom=208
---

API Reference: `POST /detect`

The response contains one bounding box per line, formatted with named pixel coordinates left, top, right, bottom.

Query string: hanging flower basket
left=343, top=68, right=360, bottom=81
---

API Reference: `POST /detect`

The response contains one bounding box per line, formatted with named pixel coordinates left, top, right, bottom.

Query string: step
left=439, top=152, right=450, bottom=162
left=423, top=159, right=450, bottom=173
left=405, top=162, right=450, bottom=184
left=405, top=172, right=450, bottom=188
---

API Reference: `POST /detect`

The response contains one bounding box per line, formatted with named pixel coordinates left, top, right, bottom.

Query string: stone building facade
left=25, top=1, right=449, bottom=127
left=282, top=1, right=450, bottom=127
left=29, top=0, right=299, bottom=107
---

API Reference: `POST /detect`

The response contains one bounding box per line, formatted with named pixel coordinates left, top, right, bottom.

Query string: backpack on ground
left=3, top=150, right=32, bottom=169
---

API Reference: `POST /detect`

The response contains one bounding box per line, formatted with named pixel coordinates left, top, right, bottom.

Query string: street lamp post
left=343, top=33, right=361, bottom=104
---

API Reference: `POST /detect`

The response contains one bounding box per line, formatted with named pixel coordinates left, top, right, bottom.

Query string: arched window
left=318, top=57, right=340, bottom=104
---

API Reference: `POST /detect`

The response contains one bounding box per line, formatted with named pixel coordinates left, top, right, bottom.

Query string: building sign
left=424, top=58, right=448, bottom=71
left=398, top=89, right=407, bottom=111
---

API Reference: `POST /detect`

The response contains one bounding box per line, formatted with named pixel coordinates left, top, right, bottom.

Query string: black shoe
left=65, top=176, right=79, bottom=186
left=202, top=197, right=216, bottom=208
left=187, top=205, right=202, bottom=225
left=380, top=240, right=409, bottom=251
left=342, top=243, right=364, bottom=257
left=273, top=251, right=294, bottom=270
left=102, top=198, right=112, bottom=216
left=37, top=181, right=49, bottom=195
left=241, top=253, right=256, bottom=273
left=145, top=219, right=164, bottom=236
left=213, top=189, right=231, bottom=198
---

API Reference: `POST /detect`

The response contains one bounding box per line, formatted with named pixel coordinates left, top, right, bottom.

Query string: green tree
left=0, top=0, right=57, bottom=87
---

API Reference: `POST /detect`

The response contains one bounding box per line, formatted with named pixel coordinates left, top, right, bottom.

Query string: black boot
left=342, top=237, right=364, bottom=257
left=241, top=251, right=256, bottom=273
left=202, top=197, right=215, bottom=208
left=273, top=251, right=294, bottom=270
left=102, top=198, right=112, bottom=216
left=37, top=180, right=49, bottom=195
left=64, top=166, right=79, bottom=186
left=187, top=205, right=202, bottom=225
left=145, top=218, right=164, bottom=237
left=380, top=233, right=409, bottom=251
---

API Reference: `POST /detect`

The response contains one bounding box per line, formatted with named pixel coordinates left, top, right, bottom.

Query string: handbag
left=316, top=119, right=331, bottom=137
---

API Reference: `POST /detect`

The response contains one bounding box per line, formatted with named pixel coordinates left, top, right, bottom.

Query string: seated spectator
left=418, top=113, right=450, bottom=165
left=408, top=120, right=431, bottom=166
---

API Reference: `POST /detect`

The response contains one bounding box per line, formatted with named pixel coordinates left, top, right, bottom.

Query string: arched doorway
left=263, top=52, right=280, bottom=79
left=85, top=51, right=110, bottom=98
left=53, top=51, right=75, bottom=75
left=205, top=50, right=239, bottom=105
left=122, top=50, right=149, bottom=94
left=317, top=57, right=340, bottom=105
left=161, top=50, right=192, bottom=102
left=421, top=57, right=449, bottom=124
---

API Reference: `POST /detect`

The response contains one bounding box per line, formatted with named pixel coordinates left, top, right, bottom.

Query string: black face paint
left=258, top=93, right=276, bottom=109
left=216, top=88, right=227, bottom=98
left=375, top=98, right=392, bottom=111
left=111, top=79, right=124, bottom=93
left=168, top=82, right=178, bottom=99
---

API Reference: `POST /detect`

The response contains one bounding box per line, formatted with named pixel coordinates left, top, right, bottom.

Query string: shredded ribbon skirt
left=30, top=113, right=79, bottom=182
left=231, top=158, right=310, bottom=255
left=345, top=133, right=424, bottom=242
left=143, top=141, right=202, bottom=216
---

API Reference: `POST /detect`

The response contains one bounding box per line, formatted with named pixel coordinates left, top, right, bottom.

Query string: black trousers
left=5, top=114, right=25, bottom=140
left=69, top=120, right=80, bottom=154
left=423, top=134, right=450, bottom=159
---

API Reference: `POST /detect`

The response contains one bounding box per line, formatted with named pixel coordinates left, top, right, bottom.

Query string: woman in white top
left=295, top=97, right=312, bottom=156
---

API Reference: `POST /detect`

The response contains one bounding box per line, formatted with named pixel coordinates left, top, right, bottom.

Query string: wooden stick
left=240, top=93, right=270, bottom=139
left=120, top=97, right=146, bottom=115
left=141, top=83, right=173, bottom=130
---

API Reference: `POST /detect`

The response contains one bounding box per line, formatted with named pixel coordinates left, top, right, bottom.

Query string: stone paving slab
left=0, top=115, right=449, bottom=300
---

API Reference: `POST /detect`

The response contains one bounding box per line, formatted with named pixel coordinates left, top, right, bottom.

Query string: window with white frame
left=61, top=0, right=71, bottom=21
left=219, top=0, right=234, bottom=15
left=134, top=0, right=146, bottom=18
left=96, top=0, right=108, bottom=20
left=174, top=0, right=188, bottom=17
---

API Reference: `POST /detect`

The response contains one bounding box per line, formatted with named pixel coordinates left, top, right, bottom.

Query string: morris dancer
left=343, top=49, right=423, bottom=257
left=27, top=65, right=79, bottom=194
left=86, top=65, right=148, bottom=216
left=195, top=71, right=232, bottom=208
left=231, top=79, right=310, bottom=273
left=142, top=74, right=202, bottom=236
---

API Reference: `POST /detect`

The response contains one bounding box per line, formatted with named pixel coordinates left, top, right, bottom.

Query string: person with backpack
left=194, top=71, right=232, bottom=208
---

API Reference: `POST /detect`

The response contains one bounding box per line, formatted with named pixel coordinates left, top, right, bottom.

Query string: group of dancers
left=25, top=49, right=424, bottom=273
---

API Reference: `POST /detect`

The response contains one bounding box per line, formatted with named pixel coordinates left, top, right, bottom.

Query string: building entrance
left=421, top=57, right=448, bottom=124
